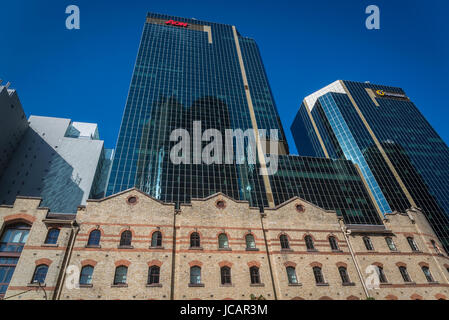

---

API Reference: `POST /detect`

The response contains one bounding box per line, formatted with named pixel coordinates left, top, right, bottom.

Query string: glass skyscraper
left=107, top=14, right=382, bottom=226
left=292, top=80, right=449, bottom=251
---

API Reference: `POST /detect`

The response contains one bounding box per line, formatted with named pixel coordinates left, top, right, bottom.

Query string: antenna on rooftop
left=5, top=82, right=11, bottom=89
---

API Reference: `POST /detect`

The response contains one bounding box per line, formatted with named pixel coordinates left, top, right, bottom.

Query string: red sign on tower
left=165, top=20, right=189, bottom=28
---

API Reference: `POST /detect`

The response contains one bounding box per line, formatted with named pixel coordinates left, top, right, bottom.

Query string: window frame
left=87, top=230, right=101, bottom=247
left=151, top=231, right=163, bottom=248
left=44, top=228, right=60, bottom=245
left=148, top=266, right=161, bottom=285
left=113, top=266, right=128, bottom=285
left=245, top=234, right=256, bottom=250
left=407, top=237, right=419, bottom=252
left=280, top=234, right=290, bottom=250
left=363, top=236, right=374, bottom=251
left=32, top=264, right=49, bottom=284
left=249, top=266, right=261, bottom=285
left=328, top=236, right=339, bottom=251
left=79, top=265, right=94, bottom=285
left=190, top=266, right=202, bottom=285
left=421, top=266, right=434, bottom=283
left=305, top=235, right=315, bottom=251
left=220, top=266, right=232, bottom=285
left=286, top=266, right=298, bottom=285
left=313, top=266, right=325, bottom=285
left=399, top=266, right=412, bottom=283
left=119, top=230, right=133, bottom=247
left=190, top=232, right=201, bottom=248
left=218, top=233, right=229, bottom=249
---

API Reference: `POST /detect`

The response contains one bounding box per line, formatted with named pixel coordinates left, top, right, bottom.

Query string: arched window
left=114, top=266, right=128, bottom=285
left=399, top=266, right=412, bottom=283
left=313, top=267, right=325, bottom=284
left=245, top=234, right=256, bottom=250
left=338, top=267, right=351, bottom=284
left=87, top=230, right=101, bottom=247
left=120, top=231, right=132, bottom=247
left=422, top=266, right=434, bottom=283
left=79, top=266, right=94, bottom=285
left=305, top=235, right=315, bottom=251
left=44, top=228, right=60, bottom=245
left=328, top=236, right=339, bottom=251
left=430, top=240, right=441, bottom=254
left=218, top=234, right=229, bottom=249
left=376, top=266, right=388, bottom=283
left=363, top=236, right=374, bottom=251
left=385, top=237, right=397, bottom=251
left=286, top=267, right=298, bottom=284
left=151, top=231, right=163, bottom=248
left=148, top=266, right=160, bottom=285
left=190, top=266, right=201, bottom=285
left=32, top=265, right=49, bottom=284
left=0, top=223, right=30, bottom=253
left=221, top=266, right=231, bottom=285
left=1, top=223, right=31, bottom=297
left=250, top=266, right=260, bottom=284
left=407, top=237, right=419, bottom=252
left=280, top=235, right=290, bottom=250
left=190, top=232, right=201, bottom=248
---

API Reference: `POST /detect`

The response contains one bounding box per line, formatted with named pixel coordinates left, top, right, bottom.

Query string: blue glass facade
left=292, top=80, right=449, bottom=251
left=107, top=14, right=382, bottom=226
left=107, top=13, right=287, bottom=208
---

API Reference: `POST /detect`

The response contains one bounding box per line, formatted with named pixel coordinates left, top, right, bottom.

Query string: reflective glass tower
left=292, top=80, right=449, bottom=251
left=107, top=13, right=288, bottom=209
left=107, top=14, right=382, bottom=226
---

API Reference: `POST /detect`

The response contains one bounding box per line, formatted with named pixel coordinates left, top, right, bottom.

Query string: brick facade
left=1, top=189, right=448, bottom=300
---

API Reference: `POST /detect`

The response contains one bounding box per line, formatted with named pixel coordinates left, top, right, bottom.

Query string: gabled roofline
left=187, top=192, right=260, bottom=210
left=87, top=187, right=175, bottom=206
left=264, top=196, right=336, bottom=214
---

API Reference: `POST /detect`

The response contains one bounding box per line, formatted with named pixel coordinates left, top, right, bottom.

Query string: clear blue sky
left=0, top=0, right=448, bottom=152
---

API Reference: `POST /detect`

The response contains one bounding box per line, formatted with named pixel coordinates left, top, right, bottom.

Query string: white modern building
left=0, top=116, right=113, bottom=213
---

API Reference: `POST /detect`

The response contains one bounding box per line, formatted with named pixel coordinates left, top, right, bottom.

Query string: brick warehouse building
left=1, top=189, right=448, bottom=300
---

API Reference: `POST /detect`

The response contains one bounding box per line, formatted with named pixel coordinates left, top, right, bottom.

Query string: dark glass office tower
left=292, top=80, right=449, bottom=251
left=107, top=13, right=288, bottom=208
left=107, top=14, right=382, bottom=226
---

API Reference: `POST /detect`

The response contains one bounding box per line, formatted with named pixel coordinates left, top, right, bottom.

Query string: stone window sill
left=79, top=284, right=93, bottom=288
left=189, top=247, right=203, bottom=251
left=146, top=283, right=163, bottom=288
left=316, top=283, right=329, bottom=287
left=288, top=283, right=302, bottom=287
left=281, top=249, right=294, bottom=253
left=332, top=249, right=343, bottom=253
left=342, top=282, right=356, bottom=287
left=250, top=283, right=265, bottom=287
left=111, top=284, right=128, bottom=288
left=149, top=246, right=165, bottom=250
left=27, top=283, right=46, bottom=288
left=85, top=245, right=101, bottom=249
left=189, top=283, right=205, bottom=287
left=246, top=248, right=259, bottom=252
left=404, top=282, right=416, bottom=286
left=117, top=245, right=134, bottom=249
left=307, top=249, right=319, bottom=253
left=41, top=243, right=59, bottom=248
left=427, top=281, right=439, bottom=285
left=218, top=248, right=232, bottom=251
